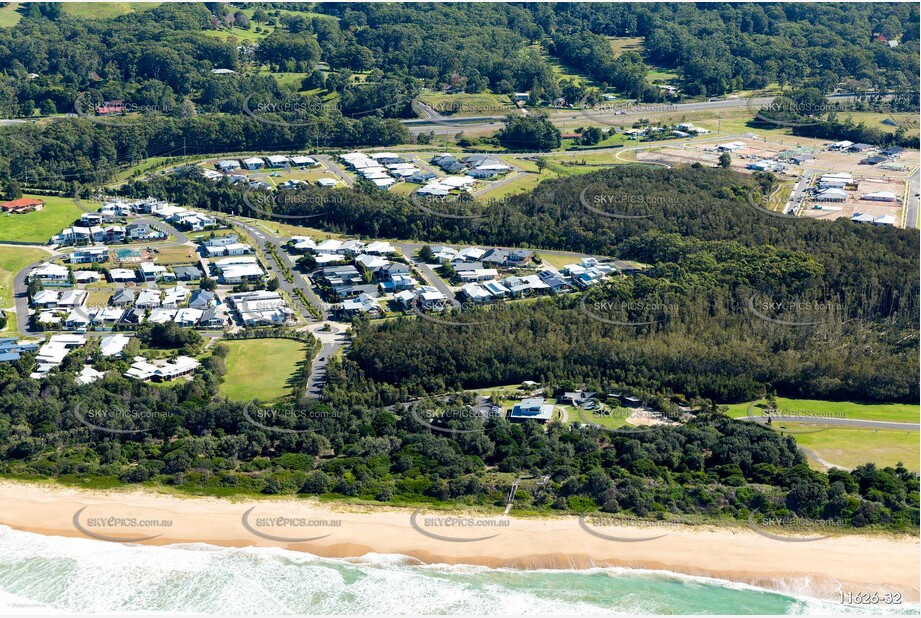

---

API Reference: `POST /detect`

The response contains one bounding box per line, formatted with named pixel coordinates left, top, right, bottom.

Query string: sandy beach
left=0, top=480, right=917, bottom=603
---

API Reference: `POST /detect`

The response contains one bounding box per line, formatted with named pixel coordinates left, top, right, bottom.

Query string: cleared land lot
left=220, top=338, right=310, bottom=402
left=0, top=194, right=82, bottom=243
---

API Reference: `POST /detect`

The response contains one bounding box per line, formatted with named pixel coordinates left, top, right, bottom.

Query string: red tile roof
left=1, top=198, right=44, bottom=210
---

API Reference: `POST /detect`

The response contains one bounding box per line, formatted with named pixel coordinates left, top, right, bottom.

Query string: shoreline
left=0, top=480, right=918, bottom=603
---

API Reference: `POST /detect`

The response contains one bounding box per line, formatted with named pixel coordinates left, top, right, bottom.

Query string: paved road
left=315, top=154, right=354, bottom=188
left=303, top=323, right=349, bottom=399
left=233, top=219, right=326, bottom=320
left=741, top=416, right=919, bottom=431
left=397, top=244, right=457, bottom=301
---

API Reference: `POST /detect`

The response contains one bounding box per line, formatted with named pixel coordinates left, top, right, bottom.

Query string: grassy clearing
left=840, top=112, right=919, bottom=137
left=0, top=194, right=82, bottom=244
left=723, top=398, right=918, bottom=424
left=0, top=3, right=22, bottom=27
left=607, top=36, right=644, bottom=55
left=0, top=246, right=48, bottom=308
left=147, top=245, right=198, bottom=264
left=417, top=92, right=515, bottom=118
left=220, top=338, right=310, bottom=402
left=239, top=217, right=344, bottom=241
left=62, top=2, right=160, bottom=19
left=536, top=252, right=590, bottom=270
left=794, top=427, right=919, bottom=473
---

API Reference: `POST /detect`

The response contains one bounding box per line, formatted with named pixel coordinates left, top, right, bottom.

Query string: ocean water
left=0, top=526, right=915, bottom=615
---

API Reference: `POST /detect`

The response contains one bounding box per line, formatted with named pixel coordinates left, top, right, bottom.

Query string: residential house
left=31, top=290, right=59, bottom=308
left=73, top=271, right=102, bottom=284
left=509, top=397, right=555, bottom=423
left=0, top=197, right=44, bottom=214
left=127, top=223, right=167, bottom=241
left=267, top=155, right=290, bottom=168
left=461, top=283, right=492, bottom=304
left=340, top=293, right=381, bottom=317
left=199, top=307, right=228, bottom=329
left=174, top=307, right=203, bottom=327
left=99, top=334, right=131, bottom=357
left=29, top=263, right=69, bottom=283
left=65, top=309, right=90, bottom=330
left=147, top=308, right=176, bottom=324
left=189, top=290, right=216, bottom=310
left=139, top=262, right=171, bottom=282
left=172, top=265, right=202, bottom=281
left=136, top=288, right=162, bottom=309
left=162, top=286, right=189, bottom=308
left=111, top=288, right=136, bottom=307
left=243, top=157, right=265, bottom=170
left=109, top=268, right=137, bottom=283
left=58, top=290, right=87, bottom=308
left=70, top=247, right=109, bottom=264
left=215, top=159, right=241, bottom=172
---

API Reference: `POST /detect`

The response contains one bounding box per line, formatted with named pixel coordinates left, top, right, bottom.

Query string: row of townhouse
left=215, top=155, right=319, bottom=172
left=41, top=304, right=228, bottom=331
left=53, top=222, right=168, bottom=247
left=289, top=236, right=396, bottom=258
left=429, top=245, right=533, bottom=269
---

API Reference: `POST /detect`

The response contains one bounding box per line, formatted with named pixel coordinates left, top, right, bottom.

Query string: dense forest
left=0, top=344, right=916, bottom=531
left=0, top=2, right=917, bottom=118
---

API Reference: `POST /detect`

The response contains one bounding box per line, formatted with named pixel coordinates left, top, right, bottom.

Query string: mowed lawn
left=723, top=397, right=918, bottom=424
left=0, top=194, right=82, bottom=243
left=0, top=245, right=48, bottom=308
left=220, top=339, right=310, bottom=402
left=793, top=427, right=919, bottom=473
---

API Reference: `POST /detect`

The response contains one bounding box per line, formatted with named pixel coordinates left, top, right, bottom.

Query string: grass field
left=220, top=339, right=310, bottom=401
left=723, top=397, right=919, bottom=424
left=0, top=246, right=48, bottom=309
left=841, top=111, right=920, bottom=137
left=417, top=92, right=514, bottom=118
left=0, top=194, right=82, bottom=244
left=536, top=252, right=591, bottom=269
left=794, top=427, right=919, bottom=473
left=62, top=2, right=160, bottom=19
left=242, top=218, right=344, bottom=241
left=0, top=3, right=21, bottom=27
left=607, top=36, right=644, bottom=55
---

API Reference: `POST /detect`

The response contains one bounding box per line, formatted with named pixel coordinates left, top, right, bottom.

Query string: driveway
left=303, top=322, right=350, bottom=399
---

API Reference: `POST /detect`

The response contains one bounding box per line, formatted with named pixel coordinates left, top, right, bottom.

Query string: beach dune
left=0, top=481, right=917, bottom=603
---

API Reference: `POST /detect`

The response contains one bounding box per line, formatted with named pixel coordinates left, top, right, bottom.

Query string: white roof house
left=99, top=334, right=131, bottom=357
left=109, top=268, right=137, bottom=282
left=815, top=188, right=847, bottom=202
left=315, top=239, right=343, bottom=253
left=29, top=263, right=69, bottom=281
left=291, top=156, right=317, bottom=166
left=147, top=308, right=177, bottom=324
left=174, top=307, right=203, bottom=327
left=317, top=178, right=338, bottom=187
left=461, top=284, right=492, bottom=303
left=364, top=241, right=396, bottom=254
left=861, top=191, right=898, bottom=202
left=267, top=155, right=290, bottom=167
